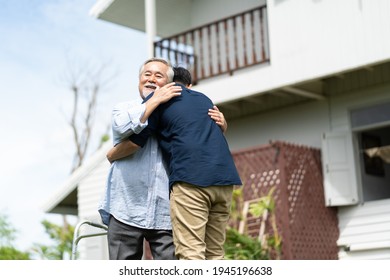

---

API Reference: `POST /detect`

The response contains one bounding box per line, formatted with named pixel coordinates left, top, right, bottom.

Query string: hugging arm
left=107, top=101, right=147, bottom=163
left=111, top=83, right=181, bottom=143
left=140, top=82, right=182, bottom=123
left=107, top=126, right=154, bottom=163
left=108, top=83, right=181, bottom=163
left=208, top=105, right=228, bottom=133
left=109, top=106, right=228, bottom=163
left=106, top=141, right=140, bottom=163
left=107, top=111, right=157, bottom=163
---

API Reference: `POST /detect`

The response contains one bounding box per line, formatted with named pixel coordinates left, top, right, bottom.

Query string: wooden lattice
left=231, top=141, right=339, bottom=259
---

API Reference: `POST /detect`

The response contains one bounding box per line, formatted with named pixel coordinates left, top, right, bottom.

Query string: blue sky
left=0, top=0, right=147, bottom=253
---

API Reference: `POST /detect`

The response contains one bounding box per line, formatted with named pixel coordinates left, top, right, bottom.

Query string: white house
left=44, top=0, right=390, bottom=260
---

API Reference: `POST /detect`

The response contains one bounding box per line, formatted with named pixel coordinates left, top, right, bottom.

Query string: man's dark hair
left=173, top=67, right=192, bottom=86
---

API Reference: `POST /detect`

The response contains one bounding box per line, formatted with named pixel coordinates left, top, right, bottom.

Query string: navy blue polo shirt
left=129, top=85, right=242, bottom=188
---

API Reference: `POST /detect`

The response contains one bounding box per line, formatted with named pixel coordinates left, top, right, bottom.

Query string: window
left=352, top=101, right=390, bottom=202
left=322, top=100, right=390, bottom=206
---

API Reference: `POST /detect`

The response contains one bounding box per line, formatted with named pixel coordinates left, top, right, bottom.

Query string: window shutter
left=322, top=131, right=359, bottom=206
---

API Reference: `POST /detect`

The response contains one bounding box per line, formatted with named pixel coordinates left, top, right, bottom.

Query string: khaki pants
left=170, top=182, right=234, bottom=260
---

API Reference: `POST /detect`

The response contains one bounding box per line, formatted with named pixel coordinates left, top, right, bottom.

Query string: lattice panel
left=231, top=141, right=339, bottom=259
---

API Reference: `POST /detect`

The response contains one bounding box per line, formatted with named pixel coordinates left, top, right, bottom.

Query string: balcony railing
left=154, top=5, right=269, bottom=84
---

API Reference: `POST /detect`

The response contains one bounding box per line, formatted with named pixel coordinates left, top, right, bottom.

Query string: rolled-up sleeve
left=112, top=100, right=148, bottom=145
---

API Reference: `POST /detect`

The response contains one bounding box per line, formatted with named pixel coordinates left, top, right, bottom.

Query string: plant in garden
left=225, top=186, right=282, bottom=259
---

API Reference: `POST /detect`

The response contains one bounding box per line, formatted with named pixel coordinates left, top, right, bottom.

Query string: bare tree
left=62, top=55, right=115, bottom=171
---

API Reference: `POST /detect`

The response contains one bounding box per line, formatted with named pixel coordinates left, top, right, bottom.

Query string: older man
left=99, top=58, right=181, bottom=260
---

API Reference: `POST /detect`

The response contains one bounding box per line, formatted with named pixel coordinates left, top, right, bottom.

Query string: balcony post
left=145, top=0, right=156, bottom=57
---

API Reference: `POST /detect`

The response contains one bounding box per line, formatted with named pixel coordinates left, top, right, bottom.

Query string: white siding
left=225, top=99, right=329, bottom=150
left=78, top=159, right=110, bottom=218
left=76, top=157, right=110, bottom=260
left=337, top=198, right=390, bottom=260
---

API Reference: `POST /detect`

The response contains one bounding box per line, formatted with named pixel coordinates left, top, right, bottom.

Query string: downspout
left=145, top=0, right=156, bottom=57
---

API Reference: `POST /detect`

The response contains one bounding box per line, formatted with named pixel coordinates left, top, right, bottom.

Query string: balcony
left=154, top=5, right=270, bottom=85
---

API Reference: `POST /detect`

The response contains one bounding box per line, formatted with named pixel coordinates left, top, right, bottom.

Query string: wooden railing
left=154, top=5, right=269, bottom=84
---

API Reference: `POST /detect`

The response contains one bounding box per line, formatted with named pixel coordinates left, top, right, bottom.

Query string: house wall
left=226, top=66, right=390, bottom=150
left=77, top=158, right=110, bottom=260
left=194, top=0, right=390, bottom=104
left=327, top=80, right=390, bottom=259
left=337, top=198, right=390, bottom=260
left=225, top=99, right=329, bottom=150
left=223, top=68, right=390, bottom=259
left=327, top=82, right=390, bottom=133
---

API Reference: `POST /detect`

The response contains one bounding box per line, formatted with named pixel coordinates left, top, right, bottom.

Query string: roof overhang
left=90, top=0, right=192, bottom=37
left=215, top=59, right=390, bottom=120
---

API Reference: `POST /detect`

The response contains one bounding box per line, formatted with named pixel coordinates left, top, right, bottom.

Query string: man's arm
left=108, top=83, right=182, bottom=162
left=111, top=101, right=147, bottom=143
left=141, top=82, right=182, bottom=123
left=208, top=105, right=228, bottom=133
left=106, top=140, right=140, bottom=163
left=112, top=83, right=182, bottom=144
left=108, top=106, right=228, bottom=163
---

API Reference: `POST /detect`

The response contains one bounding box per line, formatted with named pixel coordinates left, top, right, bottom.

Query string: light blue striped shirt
left=98, top=98, right=171, bottom=230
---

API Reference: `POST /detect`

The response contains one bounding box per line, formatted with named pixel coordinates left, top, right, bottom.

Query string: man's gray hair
left=139, top=57, right=174, bottom=82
